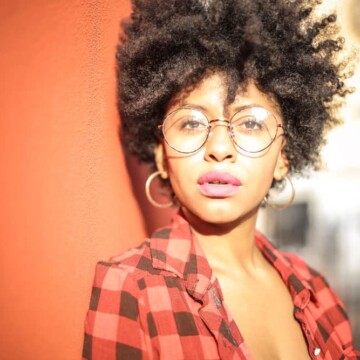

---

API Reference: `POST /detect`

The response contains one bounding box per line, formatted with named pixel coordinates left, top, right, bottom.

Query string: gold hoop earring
left=264, top=175, right=295, bottom=210
left=145, top=171, right=173, bottom=208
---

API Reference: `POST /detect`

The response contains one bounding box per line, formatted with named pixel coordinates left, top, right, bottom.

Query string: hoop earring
left=264, top=175, right=295, bottom=210
left=145, top=171, right=174, bottom=208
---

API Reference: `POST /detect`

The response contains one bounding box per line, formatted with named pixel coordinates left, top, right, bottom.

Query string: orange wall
left=0, top=1, right=149, bottom=359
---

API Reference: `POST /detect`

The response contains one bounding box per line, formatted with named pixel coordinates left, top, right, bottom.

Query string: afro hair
left=117, top=0, right=352, bottom=178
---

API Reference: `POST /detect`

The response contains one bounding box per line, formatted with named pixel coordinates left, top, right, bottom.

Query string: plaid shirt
left=83, top=211, right=359, bottom=360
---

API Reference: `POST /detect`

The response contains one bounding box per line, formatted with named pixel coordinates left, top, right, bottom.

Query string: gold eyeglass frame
left=157, top=105, right=285, bottom=154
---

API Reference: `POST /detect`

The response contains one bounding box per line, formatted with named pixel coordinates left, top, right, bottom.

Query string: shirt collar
left=149, top=210, right=195, bottom=278
left=255, top=230, right=319, bottom=308
left=149, top=211, right=318, bottom=307
left=149, top=211, right=212, bottom=301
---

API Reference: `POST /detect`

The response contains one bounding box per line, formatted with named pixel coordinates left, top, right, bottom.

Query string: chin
left=184, top=202, right=256, bottom=227
left=203, top=210, right=238, bottom=224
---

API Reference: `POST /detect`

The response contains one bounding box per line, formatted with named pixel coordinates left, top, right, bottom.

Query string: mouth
left=197, top=171, right=241, bottom=198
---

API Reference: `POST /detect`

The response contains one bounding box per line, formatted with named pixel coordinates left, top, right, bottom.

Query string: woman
left=83, top=0, right=359, bottom=359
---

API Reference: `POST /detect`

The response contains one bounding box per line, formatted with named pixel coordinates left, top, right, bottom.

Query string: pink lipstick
left=197, top=171, right=241, bottom=198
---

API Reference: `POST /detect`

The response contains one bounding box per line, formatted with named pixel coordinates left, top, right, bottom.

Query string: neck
left=182, top=207, right=266, bottom=275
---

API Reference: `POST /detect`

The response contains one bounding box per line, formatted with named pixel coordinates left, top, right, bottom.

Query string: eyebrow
left=176, top=102, right=270, bottom=116
left=177, top=103, right=208, bottom=112
left=231, top=104, right=268, bottom=113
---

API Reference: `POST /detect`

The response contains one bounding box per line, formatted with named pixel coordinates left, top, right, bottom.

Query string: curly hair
left=117, top=0, right=352, bottom=178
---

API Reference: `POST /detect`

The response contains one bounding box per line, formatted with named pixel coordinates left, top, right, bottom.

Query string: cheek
left=242, top=151, right=280, bottom=192
left=167, top=160, right=194, bottom=184
left=164, top=153, right=202, bottom=198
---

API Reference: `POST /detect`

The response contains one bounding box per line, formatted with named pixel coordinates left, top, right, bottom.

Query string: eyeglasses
left=158, top=106, right=284, bottom=154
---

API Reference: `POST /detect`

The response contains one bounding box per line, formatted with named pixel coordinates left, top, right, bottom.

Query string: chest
left=217, top=271, right=312, bottom=360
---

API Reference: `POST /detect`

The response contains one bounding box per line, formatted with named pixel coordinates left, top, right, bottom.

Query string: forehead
left=166, top=73, right=281, bottom=118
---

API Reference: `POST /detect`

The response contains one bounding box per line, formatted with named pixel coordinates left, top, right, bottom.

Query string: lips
left=197, top=171, right=241, bottom=198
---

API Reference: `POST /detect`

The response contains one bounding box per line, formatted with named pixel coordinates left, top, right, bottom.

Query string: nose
left=204, top=120, right=237, bottom=162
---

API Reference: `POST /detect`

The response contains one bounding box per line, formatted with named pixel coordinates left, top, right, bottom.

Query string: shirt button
left=313, top=347, right=321, bottom=356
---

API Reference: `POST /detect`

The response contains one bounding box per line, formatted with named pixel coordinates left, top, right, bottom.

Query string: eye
left=245, top=119, right=263, bottom=130
left=182, top=119, right=205, bottom=129
left=177, top=116, right=208, bottom=132
left=235, top=117, right=264, bottom=133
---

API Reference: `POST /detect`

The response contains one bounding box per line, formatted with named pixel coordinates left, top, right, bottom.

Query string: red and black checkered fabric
left=83, top=211, right=359, bottom=359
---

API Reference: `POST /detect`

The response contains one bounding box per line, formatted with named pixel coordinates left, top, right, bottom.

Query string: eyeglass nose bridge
left=208, top=118, right=231, bottom=127
left=208, top=118, right=235, bottom=140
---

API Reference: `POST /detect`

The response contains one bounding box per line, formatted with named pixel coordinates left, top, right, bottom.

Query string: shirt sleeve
left=82, top=261, right=153, bottom=360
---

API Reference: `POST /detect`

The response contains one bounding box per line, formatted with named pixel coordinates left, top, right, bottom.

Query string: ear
left=154, top=143, right=169, bottom=179
left=273, top=150, right=289, bottom=181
